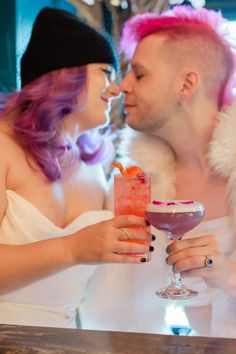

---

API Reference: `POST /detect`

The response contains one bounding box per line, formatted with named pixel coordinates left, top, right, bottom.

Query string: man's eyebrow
left=130, top=62, right=147, bottom=71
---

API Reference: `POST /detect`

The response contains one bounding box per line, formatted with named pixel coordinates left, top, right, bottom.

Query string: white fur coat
left=118, top=100, right=236, bottom=234
left=81, top=101, right=236, bottom=338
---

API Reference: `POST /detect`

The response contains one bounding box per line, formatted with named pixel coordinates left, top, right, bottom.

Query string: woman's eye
left=102, top=69, right=112, bottom=79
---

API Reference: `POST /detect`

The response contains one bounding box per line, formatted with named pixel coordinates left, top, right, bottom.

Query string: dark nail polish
left=146, top=220, right=150, bottom=226
left=152, top=235, right=156, bottom=241
left=149, top=246, right=154, bottom=252
left=140, top=257, right=147, bottom=263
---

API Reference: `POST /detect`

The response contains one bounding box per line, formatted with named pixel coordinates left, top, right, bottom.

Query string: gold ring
left=120, top=228, right=131, bottom=240
left=204, top=256, right=213, bottom=268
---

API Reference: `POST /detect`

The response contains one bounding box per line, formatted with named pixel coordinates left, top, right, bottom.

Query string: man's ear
left=179, top=70, right=200, bottom=98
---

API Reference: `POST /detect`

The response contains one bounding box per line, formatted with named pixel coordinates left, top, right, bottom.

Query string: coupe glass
left=146, top=200, right=205, bottom=300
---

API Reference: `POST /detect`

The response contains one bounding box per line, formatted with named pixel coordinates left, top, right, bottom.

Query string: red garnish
left=112, top=161, right=145, bottom=177
left=152, top=200, right=194, bottom=206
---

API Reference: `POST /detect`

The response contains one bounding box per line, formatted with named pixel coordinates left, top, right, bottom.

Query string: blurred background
left=0, top=0, right=236, bottom=92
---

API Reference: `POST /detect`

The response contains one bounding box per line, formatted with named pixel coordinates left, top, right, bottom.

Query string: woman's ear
left=179, top=70, right=200, bottom=98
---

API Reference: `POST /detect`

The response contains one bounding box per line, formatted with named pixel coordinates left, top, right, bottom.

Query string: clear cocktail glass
left=146, top=200, right=205, bottom=300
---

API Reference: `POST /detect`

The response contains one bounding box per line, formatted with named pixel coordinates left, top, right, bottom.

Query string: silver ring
left=204, top=256, right=213, bottom=268
left=120, top=228, right=131, bottom=240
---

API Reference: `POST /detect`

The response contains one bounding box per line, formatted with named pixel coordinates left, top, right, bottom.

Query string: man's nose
left=119, top=74, right=132, bottom=94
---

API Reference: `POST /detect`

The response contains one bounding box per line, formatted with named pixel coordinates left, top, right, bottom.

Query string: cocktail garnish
left=152, top=200, right=194, bottom=206
left=112, top=162, right=124, bottom=175
left=112, top=161, right=145, bottom=177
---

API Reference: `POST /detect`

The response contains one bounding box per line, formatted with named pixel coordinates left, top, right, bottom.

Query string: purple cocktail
left=146, top=200, right=205, bottom=299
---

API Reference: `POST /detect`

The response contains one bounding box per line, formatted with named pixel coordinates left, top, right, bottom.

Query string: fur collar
left=119, top=100, right=236, bottom=227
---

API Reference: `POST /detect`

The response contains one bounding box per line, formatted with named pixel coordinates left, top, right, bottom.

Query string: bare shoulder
left=0, top=125, right=21, bottom=160
left=0, top=131, right=9, bottom=221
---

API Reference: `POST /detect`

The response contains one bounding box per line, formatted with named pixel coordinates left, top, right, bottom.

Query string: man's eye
left=135, top=73, right=144, bottom=80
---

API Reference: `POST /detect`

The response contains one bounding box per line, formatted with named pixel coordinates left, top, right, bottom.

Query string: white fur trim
left=118, top=127, right=176, bottom=200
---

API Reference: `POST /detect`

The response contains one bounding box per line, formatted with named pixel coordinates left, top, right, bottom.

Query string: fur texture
left=119, top=100, right=236, bottom=232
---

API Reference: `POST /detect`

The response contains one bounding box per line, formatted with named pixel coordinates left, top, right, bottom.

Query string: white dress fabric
left=0, top=189, right=113, bottom=328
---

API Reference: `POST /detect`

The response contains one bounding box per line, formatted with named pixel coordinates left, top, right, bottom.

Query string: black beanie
left=20, top=7, right=119, bottom=87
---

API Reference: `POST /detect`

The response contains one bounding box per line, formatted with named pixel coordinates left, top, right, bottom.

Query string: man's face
left=120, top=35, right=181, bottom=134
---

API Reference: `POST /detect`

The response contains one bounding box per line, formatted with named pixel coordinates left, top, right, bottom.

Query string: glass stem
left=170, top=235, right=184, bottom=288
left=171, top=271, right=184, bottom=288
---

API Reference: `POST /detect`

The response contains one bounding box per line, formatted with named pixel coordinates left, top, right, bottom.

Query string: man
left=81, top=5, right=236, bottom=337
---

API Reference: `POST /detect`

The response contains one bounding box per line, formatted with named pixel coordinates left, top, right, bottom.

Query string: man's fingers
left=166, top=235, right=215, bottom=254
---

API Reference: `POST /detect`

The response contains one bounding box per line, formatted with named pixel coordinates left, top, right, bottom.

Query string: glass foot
left=156, top=285, right=198, bottom=300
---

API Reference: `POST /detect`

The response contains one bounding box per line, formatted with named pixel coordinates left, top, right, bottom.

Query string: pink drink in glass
left=146, top=200, right=205, bottom=299
left=146, top=201, right=205, bottom=240
left=114, top=174, right=151, bottom=218
left=114, top=174, right=151, bottom=255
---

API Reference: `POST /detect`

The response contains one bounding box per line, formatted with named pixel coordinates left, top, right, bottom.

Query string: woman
left=0, top=7, right=152, bottom=328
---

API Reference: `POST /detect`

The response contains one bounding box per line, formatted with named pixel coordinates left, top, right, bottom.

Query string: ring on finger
left=204, top=256, right=213, bottom=268
left=120, top=228, right=131, bottom=240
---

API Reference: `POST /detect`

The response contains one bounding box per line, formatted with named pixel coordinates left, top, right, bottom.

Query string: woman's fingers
left=113, top=215, right=149, bottom=229
left=105, top=252, right=150, bottom=264
left=118, top=227, right=152, bottom=242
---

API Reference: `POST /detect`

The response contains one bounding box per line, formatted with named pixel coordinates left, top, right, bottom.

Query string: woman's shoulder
left=0, top=123, right=18, bottom=150
left=0, top=123, right=24, bottom=169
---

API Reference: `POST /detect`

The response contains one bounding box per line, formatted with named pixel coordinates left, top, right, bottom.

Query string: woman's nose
left=108, top=81, right=121, bottom=98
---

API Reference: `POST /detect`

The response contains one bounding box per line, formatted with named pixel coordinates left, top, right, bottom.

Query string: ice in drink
left=114, top=174, right=151, bottom=218
left=113, top=163, right=151, bottom=255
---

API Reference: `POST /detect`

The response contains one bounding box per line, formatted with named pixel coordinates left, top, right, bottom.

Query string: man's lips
left=124, top=103, right=136, bottom=110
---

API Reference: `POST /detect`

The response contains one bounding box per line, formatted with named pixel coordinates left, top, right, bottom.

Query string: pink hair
left=120, top=6, right=236, bottom=106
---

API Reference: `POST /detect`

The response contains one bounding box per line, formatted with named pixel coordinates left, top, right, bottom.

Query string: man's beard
left=126, top=99, right=181, bottom=134
left=126, top=112, right=172, bottom=134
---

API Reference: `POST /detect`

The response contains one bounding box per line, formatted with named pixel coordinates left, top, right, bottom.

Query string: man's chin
left=126, top=117, right=147, bottom=132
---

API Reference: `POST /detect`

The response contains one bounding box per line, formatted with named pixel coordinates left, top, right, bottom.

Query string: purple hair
left=120, top=5, right=236, bottom=107
left=1, top=67, right=115, bottom=181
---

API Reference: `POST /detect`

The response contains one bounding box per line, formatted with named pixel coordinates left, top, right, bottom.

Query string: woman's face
left=76, top=63, right=120, bottom=132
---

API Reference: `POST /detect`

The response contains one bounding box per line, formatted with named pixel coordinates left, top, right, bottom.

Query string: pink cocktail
left=114, top=174, right=151, bottom=256
left=114, top=174, right=151, bottom=218
left=146, top=200, right=205, bottom=299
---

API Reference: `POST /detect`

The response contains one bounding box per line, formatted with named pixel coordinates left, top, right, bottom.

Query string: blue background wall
left=0, top=0, right=236, bottom=92
left=0, top=0, right=75, bottom=91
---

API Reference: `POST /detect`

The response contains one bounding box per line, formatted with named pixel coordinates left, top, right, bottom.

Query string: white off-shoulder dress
left=0, top=190, right=112, bottom=328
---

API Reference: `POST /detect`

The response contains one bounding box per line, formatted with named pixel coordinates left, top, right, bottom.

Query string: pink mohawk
left=120, top=5, right=236, bottom=106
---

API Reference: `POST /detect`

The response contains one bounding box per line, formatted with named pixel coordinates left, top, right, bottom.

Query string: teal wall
left=206, top=1, right=236, bottom=20
left=0, top=0, right=16, bottom=91
left=0, top=0, right=75, bottom=91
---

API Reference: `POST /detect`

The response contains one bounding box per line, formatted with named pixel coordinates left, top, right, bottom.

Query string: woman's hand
left=68, top=215, right=153, bottom=265
left=165, top=234, right=230, bottom=289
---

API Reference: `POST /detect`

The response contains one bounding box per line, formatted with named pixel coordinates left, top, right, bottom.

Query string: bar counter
left=0, top=324, right=236, bottom=353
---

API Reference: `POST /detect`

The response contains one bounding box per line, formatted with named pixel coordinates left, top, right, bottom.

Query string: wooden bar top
left=0, top=324, right=236, bottom=354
